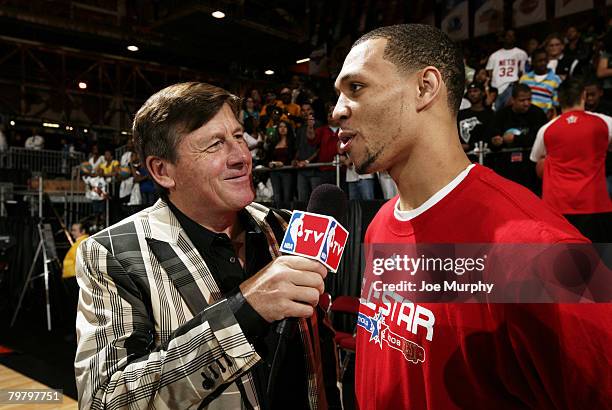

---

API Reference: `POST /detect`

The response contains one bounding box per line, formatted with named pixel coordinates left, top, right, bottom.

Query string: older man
left=75, top=82, right=329, bottom=409
left=333, top=24, right=610, bottom=409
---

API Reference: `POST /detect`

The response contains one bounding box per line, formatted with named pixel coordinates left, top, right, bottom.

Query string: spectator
left=289, top=75, right=306, bottom=104
left=24, top=128, right=44, bottom=150
left=249, top=88, right=262, bottom=111
left=545, top=33, right=577, bottom=80
left=87, top=144, right=104, bottom=173
left=530, top=78, right=612, bottom=242
left=311, top=104, right=340, bottom=186
left=491, top=83, right=547, bottom=192
left=486, top=29, right=528, bottom=111
left=564, top=26, right=590, bottom=64
left=342, top=153, right=375, bottom=200
left=61, top=219, right=90, bottom=337
left=59, top=137, right=75, bottom=175
left=242, top=116, right=263, bottom=162
left=98, top=149, right=119, bottom=181
left=458, top=82, right=495, bottom=157
left=259, top=90, right=278, bottom=117
left=262, top=105, right=283, bottom=139
left=585, top=78, right=612, bottom=194
left=293, top=103, right=321, bottom=202
left=377, top=171, right=398, bottom=200
left=62, top=220, right=90, bottom=280
left=239, top=96, right=260, bottom=124
left=585, top=77, right=612, bottom=115
left=118, top=138, right=135, bottom=205
left=265, top=120, right=295, bottom=204
left=524, top=37, right=540, bottom=72
left=276, top=87, right=301, bottom=125
left=596, top=29, right=612, bottom=99
left=131, top=154, right=156, bottom=207
left=519, top=48, right=561, bottom=118
left=475, top=67, right=498, bottom=108
left=83, top=168, right=108, bottom=229
left=126, top=152, right=142, bottom=207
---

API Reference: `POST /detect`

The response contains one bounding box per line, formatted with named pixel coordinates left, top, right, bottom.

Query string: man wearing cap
left=457, top=82, right=495, bottom=159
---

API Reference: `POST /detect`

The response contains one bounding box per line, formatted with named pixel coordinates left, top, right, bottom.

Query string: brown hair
left=132, top=82, right=240, bottom=196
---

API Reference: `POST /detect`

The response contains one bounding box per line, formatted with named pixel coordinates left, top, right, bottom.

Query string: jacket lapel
left=146, top=237, right=209, bottom=314
left=143, top=200, right=222, bottom=316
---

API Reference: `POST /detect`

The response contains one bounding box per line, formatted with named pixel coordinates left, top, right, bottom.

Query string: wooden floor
left=0, top=364, right=77, bottom=409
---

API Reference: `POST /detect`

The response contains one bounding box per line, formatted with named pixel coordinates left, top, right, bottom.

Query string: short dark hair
left=531, top=48, right=547, bottom=62
left=512, top=83, right=532, bottom=98
left=352, top=24, right=465, bottom=115
left=558, top=78, right=585, bottom=108
left=133, top=82, right=240, bottom=196
left=76, top=218, right=91, bottom=234
left=583, top=76, right=603, bottom=90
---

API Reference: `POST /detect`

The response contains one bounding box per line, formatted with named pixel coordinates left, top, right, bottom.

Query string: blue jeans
left=296, top=169, right=319, bottom=202
left=347, top=179, right=375, bottom=200
left=494, top=82, right=514, bottom=111
left=270, top=171, right=295, bottom=204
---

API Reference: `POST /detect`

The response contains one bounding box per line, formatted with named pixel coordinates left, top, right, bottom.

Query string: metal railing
left=466, top=142, right=533, bottom=165
left=1, top=147, right=86, bottom=174
left=252, top=156, right=342, bottom=187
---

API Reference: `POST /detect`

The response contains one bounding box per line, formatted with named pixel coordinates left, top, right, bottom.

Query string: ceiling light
left=43, top=122, right=60, bottom=128
left=78, top=81, right=87, bottom=89
left=212, top=10, right=225, bottom=19
left=84, top=129, right=88, bottom=133
left=127, top=45, right=139, bottom=52
left=121, top=131, right=131, bottom=135
left=264, top=70, right=274, bottom=75
left=296, top=58, right=310, bottom=64
left=9, top=120, right=15, bottom=126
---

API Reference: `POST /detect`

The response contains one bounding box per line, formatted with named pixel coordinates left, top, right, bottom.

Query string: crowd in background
left=1, top=18, right=612, bottom=234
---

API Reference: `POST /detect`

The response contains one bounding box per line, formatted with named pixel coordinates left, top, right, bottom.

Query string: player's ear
left=415, top=66, right=442, bottom=112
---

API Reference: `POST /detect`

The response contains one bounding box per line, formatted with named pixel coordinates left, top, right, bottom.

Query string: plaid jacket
left=75, top=199, right=326, bottom=409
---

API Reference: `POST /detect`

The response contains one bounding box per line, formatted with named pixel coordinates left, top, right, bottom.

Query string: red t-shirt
left=312, top=126, right=339, bottom=171
left=356, top=165, right=611, bottom=409
left=530, top=110, right=612, bottom=214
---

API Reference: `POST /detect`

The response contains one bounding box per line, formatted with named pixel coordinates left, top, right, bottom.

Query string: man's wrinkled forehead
left=335, top=38, right=390, bottom=90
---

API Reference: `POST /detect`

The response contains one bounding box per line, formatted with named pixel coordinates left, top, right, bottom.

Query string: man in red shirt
left=530, top=78, right=612, bottom=242
left=333, top=24, right=611, bottom=409
left=311, top=103, right=340, bottom=186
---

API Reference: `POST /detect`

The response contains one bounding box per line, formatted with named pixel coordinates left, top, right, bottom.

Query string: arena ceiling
left=0, top=0, right=327, bottom=78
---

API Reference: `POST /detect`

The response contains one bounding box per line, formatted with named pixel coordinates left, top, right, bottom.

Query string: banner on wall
left=555, top=0, right=594, bottom=18
left=474, top=0, right=504, bottom=37
left=442, top=0, right=469, bottom=41
left=513, top=0, right=546, bottom=28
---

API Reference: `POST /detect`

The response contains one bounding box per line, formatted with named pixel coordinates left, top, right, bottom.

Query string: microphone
left=267, top=184, right=348, bottom=397
left=279, top=184, right=349, bottom=273
left=307, top=183, right=348, bottom=226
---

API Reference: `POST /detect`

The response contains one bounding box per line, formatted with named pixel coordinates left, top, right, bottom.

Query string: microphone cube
left=280, top=211, right=349, bottom=273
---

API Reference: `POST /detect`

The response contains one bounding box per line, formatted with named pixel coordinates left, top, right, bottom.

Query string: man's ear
left=146, top=156, right=176, bottom=191
left=415, top=66, right=443, bottom=112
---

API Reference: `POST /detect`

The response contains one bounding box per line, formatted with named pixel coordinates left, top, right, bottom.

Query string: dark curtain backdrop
left=1, top=200, right=386, bottom=330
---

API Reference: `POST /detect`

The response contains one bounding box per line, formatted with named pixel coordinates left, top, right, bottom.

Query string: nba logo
left=280, top=210, right=349, bottom=273
left=320, top=221, right=349, bottom=272
left=281, top=211, right=332, bottom=259
left=282, top=212, right=303, bottom=252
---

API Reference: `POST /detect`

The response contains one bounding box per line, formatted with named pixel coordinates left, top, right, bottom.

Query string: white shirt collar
left=393, top=164, right=476, bottom=222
